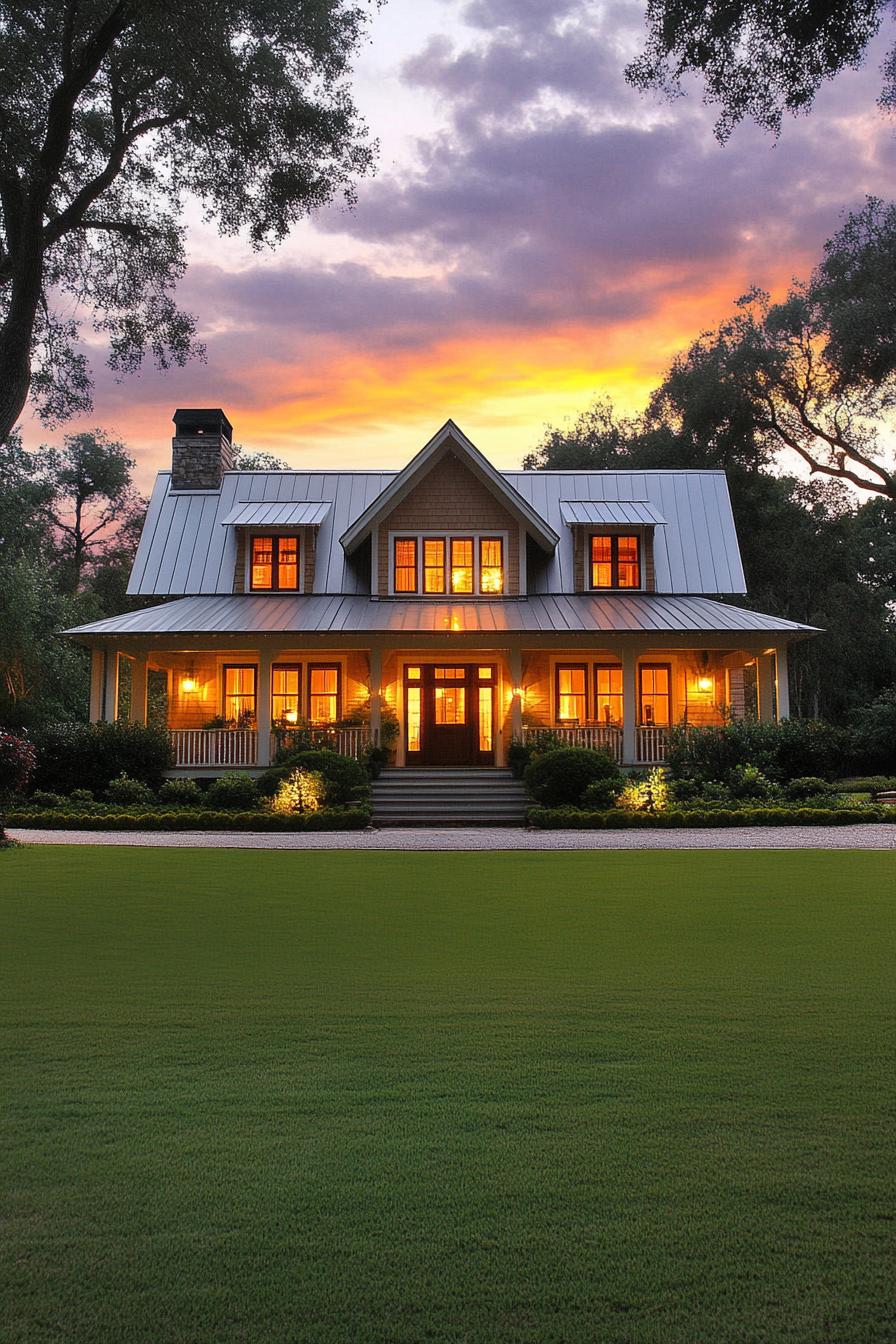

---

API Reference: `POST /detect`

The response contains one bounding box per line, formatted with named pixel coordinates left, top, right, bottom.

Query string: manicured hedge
left=7, top=807, right=372, bottom=832
left=527, top=805, right=893, bottom=830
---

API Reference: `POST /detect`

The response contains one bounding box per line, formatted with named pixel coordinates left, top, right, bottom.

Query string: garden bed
left=6, top=807, right=372, bottom=832
left=527, top=805, right=894, bottom=829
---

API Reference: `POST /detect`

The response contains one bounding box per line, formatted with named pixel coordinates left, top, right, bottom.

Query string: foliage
left=626, top=0, right=892, bottom=141
left=158, top=778, right=203, bottom=806
left=666, top=720, right=850, bottom=784
left=31, top=720, right=173, bottom=794
left=270, top=768, right=326, bottom=814
left=508, top=731, right=568, bottom=779
left=0, top=0, right=376, bottom=441
left=580, top=776, right=624, bottom=810
left=259, top=749, right=368, bottom=805
left=206, top=773, right=260, bottom=810
left=725, top=764, right=776, bottom=801
left=7, top=807, right=372, bottom=831
left=105, top=773, right=156, bottom=806
left=616, top=768, right=670, bottom=813
left=835, top=776, right=896, bottom=794
left=785, top=777, right=832, bottom=801
left=69, top=787, right=95, bottom=805
left=849, top=685, right=896, bottom=771
left=527, top=805, right=890, bottom=830
left=524, top=747, right=623, bottom=807
left=0, top=728, right=37, bottom=798
left=28, top=790, right=65, bottom=809
left=361, top=744, right=391, bottom=779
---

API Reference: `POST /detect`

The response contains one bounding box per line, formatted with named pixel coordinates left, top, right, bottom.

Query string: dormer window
left=479, top=538, right=504, bottom=594
left=250, top=535, right=299, bottom=591
left=590, top=534, right=640, bottom=589
left=389, top=533, right=507, bottom=596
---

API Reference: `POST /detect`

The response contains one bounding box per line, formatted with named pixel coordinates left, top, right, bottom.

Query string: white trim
left=387, top=530, right=511, bottom=597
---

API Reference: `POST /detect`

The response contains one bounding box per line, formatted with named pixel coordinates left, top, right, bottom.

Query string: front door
left=405, top=663, right=496, bottom=766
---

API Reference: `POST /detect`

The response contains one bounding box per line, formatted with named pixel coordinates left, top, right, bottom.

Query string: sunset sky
left=29, top=0, right=896, bottom=490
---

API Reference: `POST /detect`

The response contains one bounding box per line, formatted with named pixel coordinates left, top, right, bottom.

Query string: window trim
left=588, top=531, right=642, bottom=591
left=593, top=662, right=624, bottom=727
left=554, top=662, right=589, bottom=724
left=307, top=662, right=342, bottom=725
left=638, top=662, right=672, bottom=727
left=271, top=662, right=303, bottom=726
left=222, top=663, right=258, bottom=724
left=388, top=530, right=509, bottom=596
left=248, top=532, right=302, bottom=592
left=393, top=536, right=419, bottom=594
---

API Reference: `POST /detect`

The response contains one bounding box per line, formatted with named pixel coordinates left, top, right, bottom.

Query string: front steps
left=370, top=768, right=529, bottom=827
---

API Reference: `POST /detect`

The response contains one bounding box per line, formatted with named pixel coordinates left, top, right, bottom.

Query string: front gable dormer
left=339, top=421, right=558, bottom=597
left=559, top=501, right=666, bottom=594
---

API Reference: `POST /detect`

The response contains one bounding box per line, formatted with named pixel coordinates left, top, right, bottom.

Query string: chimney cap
left=173, top=408, right=233, bottom=441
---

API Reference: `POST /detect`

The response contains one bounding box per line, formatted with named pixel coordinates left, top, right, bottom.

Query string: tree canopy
left=627, top=0, right=894, bottom=140
left=0, top=0, right=376, bottom=444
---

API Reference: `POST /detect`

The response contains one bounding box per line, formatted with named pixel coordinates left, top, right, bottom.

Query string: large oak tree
left=0, top=0, right=375, bottom=443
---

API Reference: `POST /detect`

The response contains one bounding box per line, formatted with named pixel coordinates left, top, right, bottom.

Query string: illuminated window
left=479, top=537, right=504, bottom=594
left=556, top=665, right=587, bottom=722
left=478, top=685, right=493, bottom=751
left=250, top=535, right=300, bottom=591
left=423, top=538, right=445, bottom=593
left=450, top=538, right=473, bottom=594
left=394, top=538, right=418, bottom=593
left=407, top=685, right=421, bottom=752
left=309, top=665, right=341, bottom=723
left=594, top=664, right=623, bottom=725
left=435, top=686, right=466, bottom=724
left=223, top=665, right=256, bottom=724
left=590, top=534, right=641, bottom=589
left=639, top=664, right=671, bottom=726
left=478, top=666, right=493, bottom=680
left=434, top=667, right=465, bottom=679
left=406, top=666, right=421, bottom=680
left=272, top=664, right=301, bottom=725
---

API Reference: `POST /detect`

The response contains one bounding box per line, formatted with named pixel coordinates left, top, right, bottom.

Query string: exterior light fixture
left=181, top=666, right=198, bottom=694
left=697, top=676, right=713, bottom=693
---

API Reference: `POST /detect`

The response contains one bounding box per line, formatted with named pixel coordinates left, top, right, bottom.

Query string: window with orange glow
left=479, top=537, right=504, bottom=593
left=272, top=664, right=301, bottom=725
left=394, top=538, right=418, bottom=593
left=639, top=664, right=671, bottom=726
left=407, top=686, right=421, bottom=751
left=594, top=664, right=623, bottom=725
left=450, top=538, right=473, bottom=594
left=478, top=685, right=493, bottom=751
left=223, top=665, right=257, bottom=723
left=309, top=665, right=341, bottom=723
left=556, top=664, right=587, bottom=722
left=250, top=535, right=300, bottom=591
left=590, top=534, right=641, bottom=589
left=423, top=538, right=445, bottom=593
left=434, top=667, right=465, bottom=679
left=435, top=686, right=466, bottom=724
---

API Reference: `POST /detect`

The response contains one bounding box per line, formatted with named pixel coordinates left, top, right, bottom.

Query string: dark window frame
left=593, top=662, right=624, bottom=726
left=638, top=662, right=672, bottom=727
left=222, top=664, right=258, bottom=723
left=589, top=532, right=641, bottom=590
left=308, top=662, right=342, bottom=725
left=449, top=536, right=475, bottom=595
left=249, top=533, right=301, bottom=592
left=554, top=662, right=589, bottom=724
left=422, top=536, right=446, bottom=594
left=271, top=662, right=303, bottom=725
left=393, top=536, right=419, bottom=594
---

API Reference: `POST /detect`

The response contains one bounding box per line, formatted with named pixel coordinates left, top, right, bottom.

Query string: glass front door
left=405, top=664, right=496, bottom=766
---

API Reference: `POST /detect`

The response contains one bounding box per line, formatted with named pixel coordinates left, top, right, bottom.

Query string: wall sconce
left=512, top=686, right=525, bottom=702
left=696, top=676, right=713, bottom=693
left=181, top=665, right=198, bottom=694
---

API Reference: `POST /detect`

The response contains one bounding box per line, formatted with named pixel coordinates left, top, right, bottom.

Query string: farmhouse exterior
left=66, top=409, right=818, bottom=774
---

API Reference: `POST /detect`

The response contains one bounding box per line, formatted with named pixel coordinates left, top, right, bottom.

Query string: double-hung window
left=223, top=665, right=257, bottom=725
left=391, top=535, right=505, bottom=595
left=272, top=664, right=302, bottom=725
left=309, top=665, right=341, bottom=724
left=251, top=535, right=300, bottom=591
left=590, top=534, right=641, bottom=589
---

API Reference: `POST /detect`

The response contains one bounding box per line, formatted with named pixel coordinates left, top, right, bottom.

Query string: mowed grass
left=1, top=849, right=893, bottom=1344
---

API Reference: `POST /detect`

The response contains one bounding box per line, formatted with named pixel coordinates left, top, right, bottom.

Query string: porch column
left=369, top=646, right=382, bottom=746
left=257, top=647, right=273, bottom=767
left=130, top=655, right=148, bottom=724
left=622, top=646, right=637, bottom=766
left=757, top=654, right=776, bottom=723
left=509, top=647, right=523, bottom=741
left=103, top=650, right=120, bottom=723
left=89, top=648, right=105, bottom=722
left=775, top=645, right=790, bottom=721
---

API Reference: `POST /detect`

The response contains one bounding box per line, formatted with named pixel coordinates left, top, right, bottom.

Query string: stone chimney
left=171, top=408, right=235, bottom=490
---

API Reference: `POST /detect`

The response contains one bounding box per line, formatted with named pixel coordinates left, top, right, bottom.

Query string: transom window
left=251, top=534, right=300, bottom=591
left=309, top=664, right=341, bottom=724
left=390, top=534, right=507, bottom=596
left=590, top=534, right=640, bottom=589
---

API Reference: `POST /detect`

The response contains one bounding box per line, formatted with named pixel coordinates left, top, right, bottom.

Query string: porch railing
left=168, top=728, right=258, bottom=769
left=636, top=726, right=669, bottom=763
left=520, top=724, right=670, bottom=764
left=271, top=726, right=371, bottom=760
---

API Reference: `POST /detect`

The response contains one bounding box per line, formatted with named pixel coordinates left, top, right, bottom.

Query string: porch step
left=371, top=768, right=528, bottom=827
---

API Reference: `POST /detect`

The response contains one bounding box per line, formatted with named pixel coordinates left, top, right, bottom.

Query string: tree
left=232, top=446, right=291, bottom=471
left=626, top=0, right=894, bottom=140
left=0, top=1, right=376, bottom=444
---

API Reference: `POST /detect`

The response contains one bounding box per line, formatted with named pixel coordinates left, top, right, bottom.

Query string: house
left=66, top=409, right=819, bottom=775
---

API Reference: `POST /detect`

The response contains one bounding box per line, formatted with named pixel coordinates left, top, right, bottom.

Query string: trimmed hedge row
left=7, top=808, right=372, bottom=832
left=527, top=805, right=894, bottom=830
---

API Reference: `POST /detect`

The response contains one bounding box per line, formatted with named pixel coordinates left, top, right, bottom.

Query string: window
left=594, top=664, right=623, bottom=726
left=450, top=538, right=474, bottom=594
left=478, top=686, right=493, bottom=751
left=479, top=537, right=504, bottom=594
left=435, top=686, right=466, bottom=724
left=394, top=538, right=418, bottom=593
left=309, top=665, right=341, bottom=724
left=639, top=664, right=671, bottom=726
left=223, top=665, right=257, bottom=724
left=250, top=535, right=301, bottom=591
left=590, top=534, right=641, bottom=589
left=423, top=538, right=445, bottom=593
left=556, top=664, right=587, bottom=723
left=272, top=664, right=302, bottom=725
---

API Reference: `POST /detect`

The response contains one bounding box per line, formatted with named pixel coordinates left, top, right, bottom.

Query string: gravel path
left=8, top=825, right=896, bottom=850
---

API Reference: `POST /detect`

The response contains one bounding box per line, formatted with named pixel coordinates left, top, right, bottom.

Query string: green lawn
left=1, top=848, right=893, bottom=1344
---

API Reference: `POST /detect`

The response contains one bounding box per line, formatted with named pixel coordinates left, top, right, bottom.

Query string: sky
left=28, top=0, right=896, bottom=489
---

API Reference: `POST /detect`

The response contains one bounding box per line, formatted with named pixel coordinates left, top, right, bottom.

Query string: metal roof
left=68, top=593, right=819, bottom=641
left=559, top=500, right=666, bottom=526
left=220, top=501, right=332, bottom=527
left=127, top=463, right=747, bottom=598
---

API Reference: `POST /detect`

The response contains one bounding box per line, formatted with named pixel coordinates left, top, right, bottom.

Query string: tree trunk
left=0, top=232, right=45, bottom=445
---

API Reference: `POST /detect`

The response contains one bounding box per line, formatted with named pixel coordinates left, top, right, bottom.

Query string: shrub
left=0, top=729, right=37, bottom=800
left=835, top=776, right=896, bottom=794
left=667, top=719, right=848, bottom=784
left=258, top=750, right=368, bottom=806
left=508, top=739, right=533, bottom=780
left=617, top=767, right=670, bottom=813
left=106, top=773, right=156, bottom=805
left=524, top=747, right=623, bottom=807
left=785, top=776, right=831, bottom=801
left=581, top=777, right=623, bottom=809
left=69, top=788, right=95, bottom=805
left=29, top=789, right=65, bottom=808
left=849, top=687, right=896, bottom=773
left=725, top=764, right=776, bottom=801
left=270, top=768, right=326, bottom=814
left=362, top=744, right=391, bottom=779
left=527, top=804, right=890, bottom=830
left=7, top=807, right=372, bottom=832
left=158, top=778, right=203, bottom=806
left=31, top=721, right=173, bottom=795
left=206, top=773, right=259, bottom=809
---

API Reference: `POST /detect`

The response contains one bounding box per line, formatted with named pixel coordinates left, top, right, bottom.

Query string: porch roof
left=66, top=593, right=820, bottom=642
